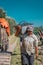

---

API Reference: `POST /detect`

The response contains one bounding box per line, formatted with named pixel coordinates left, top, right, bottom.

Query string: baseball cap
left=26, top=25, right=34, bottom=32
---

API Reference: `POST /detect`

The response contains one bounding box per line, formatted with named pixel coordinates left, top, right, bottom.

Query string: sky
left=0, top=0, right=43, bottom=26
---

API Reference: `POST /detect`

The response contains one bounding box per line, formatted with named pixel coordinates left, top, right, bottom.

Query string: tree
left=6, top=17, right=16, bottom=35
left=39, top=26, right=43, bottom=31
left=0, top=8, right=6, bottom=18
left=0, top=8, right=17, bottom=35
left=34, top=27, right=39, bottom=35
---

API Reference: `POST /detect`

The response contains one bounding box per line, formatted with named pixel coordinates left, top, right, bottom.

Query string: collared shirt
left=21, top=34, right=38, bottom=55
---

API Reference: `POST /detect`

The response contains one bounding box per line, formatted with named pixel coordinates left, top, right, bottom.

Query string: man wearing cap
left=21, top=25, right=38, bottom=65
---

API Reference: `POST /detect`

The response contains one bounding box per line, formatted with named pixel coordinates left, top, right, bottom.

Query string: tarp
left=0, top=18, right=10, bottom=36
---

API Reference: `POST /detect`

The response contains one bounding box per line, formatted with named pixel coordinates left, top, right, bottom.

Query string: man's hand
left=35, top=46, right=38, bottom=59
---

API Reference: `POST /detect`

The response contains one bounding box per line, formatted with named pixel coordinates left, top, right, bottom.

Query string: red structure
left=0, top=18, right=10, bottom=36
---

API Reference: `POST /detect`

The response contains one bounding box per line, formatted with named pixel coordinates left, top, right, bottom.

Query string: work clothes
left=20, top=34, right=38, bottom=65
left=21, top=53, right=34, bottom=65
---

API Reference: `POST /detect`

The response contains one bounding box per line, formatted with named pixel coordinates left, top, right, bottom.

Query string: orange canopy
left=0, top=18, right=10, bottom=36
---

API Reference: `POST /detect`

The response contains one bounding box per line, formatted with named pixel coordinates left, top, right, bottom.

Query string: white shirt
left=21, top=34, right=38, bottom=55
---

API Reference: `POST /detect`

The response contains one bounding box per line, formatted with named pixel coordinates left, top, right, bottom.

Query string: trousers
left=21, top=52, right=34, bottom=65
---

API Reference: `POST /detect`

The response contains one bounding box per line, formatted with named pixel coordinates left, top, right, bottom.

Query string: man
left=21, top=25, right=38, bottom=65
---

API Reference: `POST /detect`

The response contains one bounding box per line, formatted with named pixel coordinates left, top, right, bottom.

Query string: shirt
left=21, top=34, right=38, bottom=55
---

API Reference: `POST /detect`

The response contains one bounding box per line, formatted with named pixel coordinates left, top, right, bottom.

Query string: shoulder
left=32, top=34, right=37, bottom=38
left=32, top=34, right=38, bottom=40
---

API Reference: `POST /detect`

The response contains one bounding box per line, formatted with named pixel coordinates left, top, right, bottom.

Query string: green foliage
left=0, top=8, right=17, bottom=35
left=0, top=8, right=6, bottom=18
left=34, top=27, right=39, bottom=35
left=39, top=26, right=43, bottom=31
left=34, top=26, right=43, bottom=35
left=6, top=17, right=16, bottom=35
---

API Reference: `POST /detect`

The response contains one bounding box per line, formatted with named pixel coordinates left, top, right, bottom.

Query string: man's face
left=27, top=30, right=32, bottom=35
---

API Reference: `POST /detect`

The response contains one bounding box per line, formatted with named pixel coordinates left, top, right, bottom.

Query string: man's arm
left=34, top=35, right=38, bottom=59
left=14, top=25, right=21, bottom=36
left=35, top=46, right=38, bottom=59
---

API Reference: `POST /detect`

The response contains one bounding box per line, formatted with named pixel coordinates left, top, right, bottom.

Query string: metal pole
left=0, top=22, right=1, bottom=44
